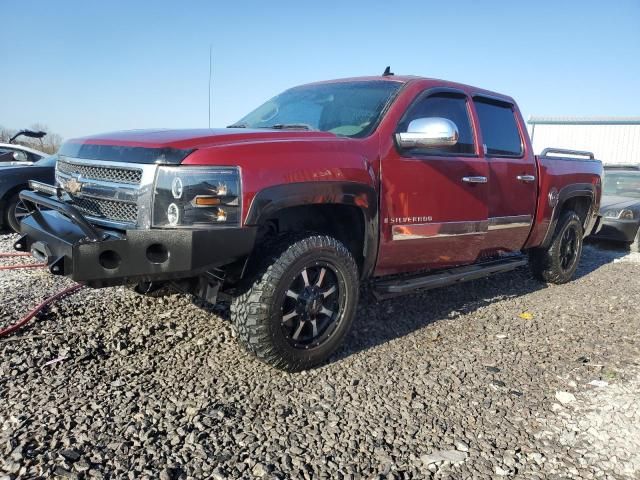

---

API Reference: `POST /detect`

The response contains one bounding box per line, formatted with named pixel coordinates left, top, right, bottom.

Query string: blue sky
left=2, top=0, right=639, bottom=140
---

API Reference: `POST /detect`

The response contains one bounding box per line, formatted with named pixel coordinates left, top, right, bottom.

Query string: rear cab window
left=473, top=98, right=523, bottom=157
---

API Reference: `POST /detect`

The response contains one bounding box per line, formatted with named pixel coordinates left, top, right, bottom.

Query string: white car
left=0, top=143, right=48, bottom=164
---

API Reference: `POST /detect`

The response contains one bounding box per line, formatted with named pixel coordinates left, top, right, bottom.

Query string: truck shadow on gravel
left=333, top=244, right=628, bottom=363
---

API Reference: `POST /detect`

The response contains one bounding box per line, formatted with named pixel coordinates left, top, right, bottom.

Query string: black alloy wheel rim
left=13, top=200, right=29, bottom=222
left=279, top=262, right=344, bottom=349
left=559, top=225, right=579, bottom=271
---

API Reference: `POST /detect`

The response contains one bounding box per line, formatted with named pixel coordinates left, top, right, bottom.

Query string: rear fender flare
left=541, top=183, right=597, bottom=248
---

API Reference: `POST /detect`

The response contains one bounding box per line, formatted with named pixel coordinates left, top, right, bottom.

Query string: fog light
left=167, top=203, right=180, bottom=226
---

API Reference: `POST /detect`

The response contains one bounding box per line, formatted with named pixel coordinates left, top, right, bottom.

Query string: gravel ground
left=1, top=231, right=639, bottom=480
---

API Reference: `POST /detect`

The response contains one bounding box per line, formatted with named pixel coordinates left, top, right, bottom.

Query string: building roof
left=528, top=116, right=640, bottom=125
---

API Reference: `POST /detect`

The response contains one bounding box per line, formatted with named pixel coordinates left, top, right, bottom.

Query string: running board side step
left=372, top=255, right=528, bottom=300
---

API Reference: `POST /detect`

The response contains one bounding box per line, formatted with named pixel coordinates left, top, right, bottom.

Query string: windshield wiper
left=267, top=123, right=315, bottom=131
left=228, top=123, right=316, bottom=130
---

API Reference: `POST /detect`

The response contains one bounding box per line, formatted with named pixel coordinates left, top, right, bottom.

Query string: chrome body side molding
left=392, top=220, right=486, bottom=240
left=392, top=215, right=533, bottom=241
left=487, top=215, right=533, bottom=231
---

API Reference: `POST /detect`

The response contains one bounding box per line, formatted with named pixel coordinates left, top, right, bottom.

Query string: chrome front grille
left=55, top=156, right=158, bottom=229
left=57, top=159, right=143, bottom=185
left=70, top=195, right=139, bottom=223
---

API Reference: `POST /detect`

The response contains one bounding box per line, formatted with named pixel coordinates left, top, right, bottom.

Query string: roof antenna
left=208, top=44, right=213, bottom=128
left=382, top=66, right=394, bottom=76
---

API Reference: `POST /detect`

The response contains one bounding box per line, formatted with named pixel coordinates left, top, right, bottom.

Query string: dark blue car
left=0, top=155, right=56, bottom=232
left=590, top=165, right=640, bottom=251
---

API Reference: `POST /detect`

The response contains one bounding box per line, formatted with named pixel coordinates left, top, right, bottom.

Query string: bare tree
left=0, top=124, right=63, bottom=154
left=0, top=126, right=13, bottom=143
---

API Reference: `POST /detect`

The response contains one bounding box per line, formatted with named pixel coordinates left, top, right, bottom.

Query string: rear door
left=472, top=97, right=537, bottom=254
left=376, top=89, right=489, bottom=275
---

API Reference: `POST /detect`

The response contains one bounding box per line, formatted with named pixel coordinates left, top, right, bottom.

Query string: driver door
left=376, top=90, right=489, bottom=276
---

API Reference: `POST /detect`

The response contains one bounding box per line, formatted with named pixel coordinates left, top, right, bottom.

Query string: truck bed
left=525, top=148, right=603, bottom=248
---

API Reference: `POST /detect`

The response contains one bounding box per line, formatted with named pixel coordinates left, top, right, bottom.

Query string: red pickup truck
left=17, top=73, right=602, bottom=370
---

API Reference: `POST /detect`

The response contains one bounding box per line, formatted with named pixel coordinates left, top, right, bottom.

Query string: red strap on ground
left=0, top=263, right=46, bottom=271
left=0, top=284, right=84, bottom=338
left=0, top=251, right=44, bottom=270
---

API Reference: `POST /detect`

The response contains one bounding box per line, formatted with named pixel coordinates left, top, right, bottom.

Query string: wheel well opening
left=2, top=184, right=29, bottom=226
left=561, top=196, right=592, bottom=230
left=257, top=204, right=367, bottom=272
left=2, top=184, right=29, bottom=203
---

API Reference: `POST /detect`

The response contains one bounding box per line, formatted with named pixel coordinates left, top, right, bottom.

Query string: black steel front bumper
left=590, top=218, right=639, bottom=243
left=15, top=190, right=257, bottom=287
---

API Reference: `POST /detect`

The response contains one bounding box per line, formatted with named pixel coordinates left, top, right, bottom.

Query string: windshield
left=35, top=154, right=58, bottom=167
left=603, top=171, right=640, bottom=198
left=234, top=81, right=402, bottom=138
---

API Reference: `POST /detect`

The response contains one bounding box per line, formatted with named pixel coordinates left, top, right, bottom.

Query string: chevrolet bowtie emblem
left=63, top=178, right=83, bottom=195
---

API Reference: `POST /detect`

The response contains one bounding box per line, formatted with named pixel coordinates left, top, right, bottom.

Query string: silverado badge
left=63, top=178, right=83, bottom=195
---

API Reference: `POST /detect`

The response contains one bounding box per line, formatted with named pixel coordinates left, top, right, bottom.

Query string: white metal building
left=528, top=117, right=640, bottom=165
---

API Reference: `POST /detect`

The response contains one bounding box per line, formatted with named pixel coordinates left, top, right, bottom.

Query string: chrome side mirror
left=396, top=117, right=459, bottom=150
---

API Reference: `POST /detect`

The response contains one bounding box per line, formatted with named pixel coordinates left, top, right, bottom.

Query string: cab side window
left=0, top=148, right=31, bottom=162
left=397, top=93, right=475, bottom=155
left=473, top=98, right=523, bottom=157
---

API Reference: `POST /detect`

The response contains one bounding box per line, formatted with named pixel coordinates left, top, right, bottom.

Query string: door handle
left=462, top=176, right=488, bottom=184
left=516, top=174, right=536, bottom=183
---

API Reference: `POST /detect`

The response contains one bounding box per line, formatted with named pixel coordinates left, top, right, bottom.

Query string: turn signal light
left=195, top=196, right=221, bottom=206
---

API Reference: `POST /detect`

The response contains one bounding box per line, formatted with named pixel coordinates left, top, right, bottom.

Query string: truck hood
left=600, top=194, right=640, bottom=211
left=59, top=128, right=340, bottom=164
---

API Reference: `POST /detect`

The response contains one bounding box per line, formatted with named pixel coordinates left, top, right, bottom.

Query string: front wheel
left=231, top=235, right=359, bottom=371
left=529, top=210, right=584, bottom=284
left=629, top=227, right=640, bottom=253
left=5, top=193, right=30, bottom=233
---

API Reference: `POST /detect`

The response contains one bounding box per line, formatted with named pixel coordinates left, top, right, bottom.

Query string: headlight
left=602, top=208, right=634, bottom=220
left=619, top=209, right=635, bottom=220
left=152, top=166, right=240, bottom=227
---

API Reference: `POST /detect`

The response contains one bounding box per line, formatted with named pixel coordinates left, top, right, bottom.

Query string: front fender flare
left=245, top=181, right=379, bottom=279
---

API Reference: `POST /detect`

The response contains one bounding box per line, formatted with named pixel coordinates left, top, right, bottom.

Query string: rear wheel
left=231, top=235, right=359, bottom=371
left=529, top=210, right=584, bottom=284
left=5, top=193, right=30, bottom=233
